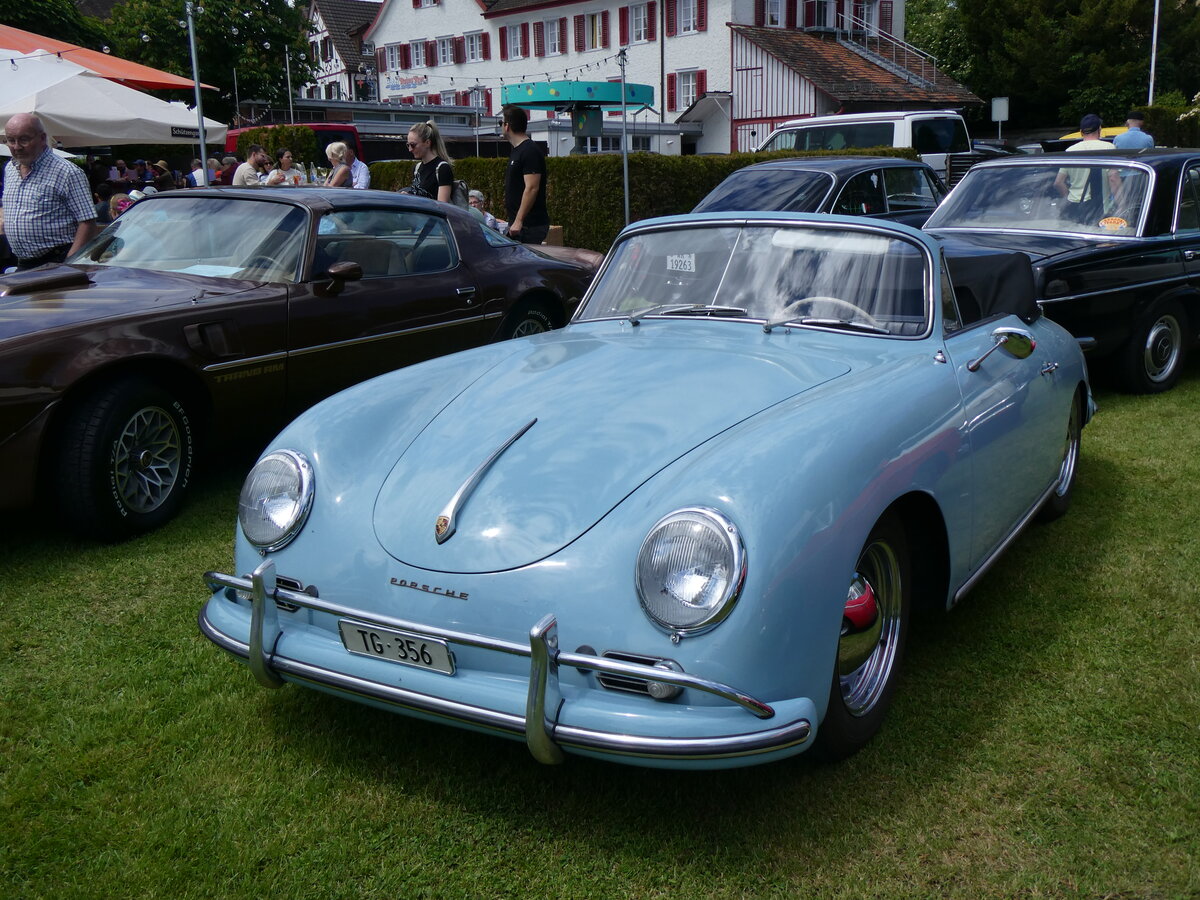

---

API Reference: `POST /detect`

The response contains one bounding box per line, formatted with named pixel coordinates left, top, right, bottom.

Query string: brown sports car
left=0, top=187, right=601, bottom=538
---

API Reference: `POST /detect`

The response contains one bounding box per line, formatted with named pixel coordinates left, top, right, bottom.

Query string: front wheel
left=812, top=513, right=910, bottom=761
left=56, top=378, right=196, bottom=539
left=500, top=302, right=555, bottom=339
left=1118, top=299, right=1188, bottom=393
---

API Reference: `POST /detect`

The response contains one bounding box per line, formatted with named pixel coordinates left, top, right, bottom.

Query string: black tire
left=56, top=378, right=195, bottom=539
left=812, top=512, right=910, bottom=761
left=501, top=302, right=555, bottom=339
left=1037, top=392, right=1082, bottom=523
left=1118, top=299, right=1188, bottom=393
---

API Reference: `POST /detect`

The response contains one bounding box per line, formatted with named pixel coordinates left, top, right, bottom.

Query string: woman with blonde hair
left=406, top=121, right=453, bottom=203
left=324, top=142, right=351, bottom=187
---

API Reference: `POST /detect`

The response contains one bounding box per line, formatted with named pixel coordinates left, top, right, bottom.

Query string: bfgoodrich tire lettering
left=57, top=379, right=195, bottom=538
left=812, top=512, right=910, bottom=761
left=501, top=303, right=555, bottom=339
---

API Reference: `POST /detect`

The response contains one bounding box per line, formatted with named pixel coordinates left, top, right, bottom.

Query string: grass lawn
left=2, top=363, right=1198, bottom=899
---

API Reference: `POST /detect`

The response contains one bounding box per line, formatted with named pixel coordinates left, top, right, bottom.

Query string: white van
left=757, top=110, right=973, bottom=183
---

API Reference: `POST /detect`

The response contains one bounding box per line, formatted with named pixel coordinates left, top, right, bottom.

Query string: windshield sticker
left=666, top=253, right=696, bottom=273
left=1098, top=216, right=1129, bottom=231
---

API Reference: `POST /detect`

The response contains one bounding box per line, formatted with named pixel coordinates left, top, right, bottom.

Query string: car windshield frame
left=926, top=158, right=1155, bottom=238
left=577, top=220, right=934, bottom=339
left=73, top=195, right=310, bottom=283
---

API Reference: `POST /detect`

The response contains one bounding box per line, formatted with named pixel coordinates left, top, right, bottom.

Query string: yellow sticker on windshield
left=1099, top=216, right=1128, bottom=231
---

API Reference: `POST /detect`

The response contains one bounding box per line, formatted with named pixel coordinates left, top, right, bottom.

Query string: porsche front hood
left=372, top=325, right=850, bottom=574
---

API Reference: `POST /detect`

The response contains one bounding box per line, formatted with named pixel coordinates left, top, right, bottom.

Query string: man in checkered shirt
left=1, top=113, right=97, bottom=270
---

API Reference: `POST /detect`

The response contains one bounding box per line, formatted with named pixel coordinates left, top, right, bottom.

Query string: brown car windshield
left=76, top=196, right=309, bottom=283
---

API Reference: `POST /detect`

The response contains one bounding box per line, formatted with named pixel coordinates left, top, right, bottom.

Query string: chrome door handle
left=1185, top=250, right=1197, bottom=261
left=1040, top=361, right=1059, bottom=376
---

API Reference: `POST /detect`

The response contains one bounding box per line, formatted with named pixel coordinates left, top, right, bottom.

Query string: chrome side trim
left=436, top=418, right=537, bottom=544
left=953, top=478, right=1058, bottom=605
left=1040, top=273, right=1190, bottom=305
left=201, top=565, right=792, bottom=764
left=288, top=312, right=504, bottom=359
left=203, top=351, right=288, bottom=374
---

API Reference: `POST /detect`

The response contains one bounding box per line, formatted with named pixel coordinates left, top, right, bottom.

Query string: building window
left=417, top=0, right=437, bottom=7
left=410, top=41, right=426, bottom=67
left=465, top=32, right=484, bottom=62
left=680, top=0, right=698, bottom=33
left=441, top=90, right=457, bottom=105
left=586, top=12, right=608, bottom=49
left=385, top=43, right=403, bottom=71
left=437, top=37, right=454, bottom=66
left=678, top=70, right=698, bottom=107
left=507, top=26, right=524, bottom=59
left=414, top=93, right=429, bottom=105
left=631, top=4, right=649, bottom=41
left=667, top=69, right=706, bottom=111
left=545, top=18, right=563, bottom=54
left=765, top=0, right=783, bottom=26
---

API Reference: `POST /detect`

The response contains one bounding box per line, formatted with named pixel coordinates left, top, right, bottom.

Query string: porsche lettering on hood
left=372, top=329, right=850, bottom=573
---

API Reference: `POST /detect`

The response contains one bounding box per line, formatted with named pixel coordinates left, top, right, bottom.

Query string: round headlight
left=238, top=450, right=314, bottom=551
left=635, top=508, right=746, bottom=634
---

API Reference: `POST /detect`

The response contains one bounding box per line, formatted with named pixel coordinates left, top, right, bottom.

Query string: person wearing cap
left=0, top=112, right=98, bottom=269
left=1055, top=114, right=1119, bottom=222
left=132, top=159, right=154, bottom=186
left=1113, top=111, right=1155, bottom=149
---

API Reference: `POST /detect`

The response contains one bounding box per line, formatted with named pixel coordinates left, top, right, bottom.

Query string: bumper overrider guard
left=200, top=561, right=813, bottom=764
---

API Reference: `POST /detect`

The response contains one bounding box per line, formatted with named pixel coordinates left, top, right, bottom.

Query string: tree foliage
left=106, top=0, right=315, bottom=123
left=906, top=0, right=1200, bottom=128
left=0, top=0, right=109, bottom=48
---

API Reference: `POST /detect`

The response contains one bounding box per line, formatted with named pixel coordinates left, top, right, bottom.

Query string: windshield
left=694, top=168, right=833, bottom=213
left=926, top=162, right=1150, bottom=236
left=761, top=122, right=895, bottom=153
left=579, top=223, right=930, bottom=336
left=75, top=196, right=309, bottom=282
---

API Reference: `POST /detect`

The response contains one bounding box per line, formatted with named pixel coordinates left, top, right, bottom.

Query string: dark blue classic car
left=925, top=149, right=1200, bottom=392
left=695, top=157, right=948, bottom=227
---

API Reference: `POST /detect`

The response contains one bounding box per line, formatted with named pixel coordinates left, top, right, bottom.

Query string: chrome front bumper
left=200, top=560, right=812, bottom=766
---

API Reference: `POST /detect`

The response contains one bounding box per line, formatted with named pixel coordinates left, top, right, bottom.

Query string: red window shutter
left=697, top=0, right=707, bottom=31
left=647, top=2, right=657, bottom=40
left=499, top=26, right=509, bottom=60
left=696, top=69, right=707, bottom=97
left=666, top=0, right=677, bottom=36
left=400, top=44, right=411, bottom=69
left=426, top=40, right=437, bottom=65
left=754, top=0, right=765, bottom=26
left=402, top=95, right=414, bottom=104
left=879, top=0, right=893, bottom=34
left=559, top=18, right=568, bottom=51
left=454, top=36, right=465, bottom=64
left=601, top=10, right=610, bottom=46
left=521, top=22, right=530, bottom=56
left=786, top=0, right=797, bottom=27
left=481, top=32, right=490, bottom=60
left=428, top=94, right=441, bottom=105
left=534, top=22, right=545, bottom=57
left=667, top=72, right=677, bottom=111
left=411, top=0, right=419, bottom=7
left=375, top=47, right=386, bottom=74
left=574, top=14, right=585, bottom=51
left=804, top=0, right=815, bottom=26
left=619, top=7, right=629, bottom=45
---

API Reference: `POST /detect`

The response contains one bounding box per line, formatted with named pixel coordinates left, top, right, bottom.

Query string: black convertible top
left=942, top=244, right=1040, bottom=325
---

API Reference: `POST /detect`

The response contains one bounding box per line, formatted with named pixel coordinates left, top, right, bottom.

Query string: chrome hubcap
left=838, top=541, right=902, bottom=717
left=1144, top=315, right=1182, bottom=383
left=112, top=406, right=182, bottom=513
left=1055, top=402, right=1080, bottom=498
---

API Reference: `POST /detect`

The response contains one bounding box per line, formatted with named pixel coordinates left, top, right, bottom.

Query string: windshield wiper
left=763, top=314, right=891, bottom=335
left=629, top=304, right=748, bottom=325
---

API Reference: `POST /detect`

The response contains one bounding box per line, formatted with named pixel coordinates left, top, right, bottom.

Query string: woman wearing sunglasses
left=405, top=121, right=453, bottom=203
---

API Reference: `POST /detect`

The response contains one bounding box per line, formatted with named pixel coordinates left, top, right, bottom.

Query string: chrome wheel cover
left=112, top=405, right=183, bottom=514
left=838, top=540, right=903, bottom=717
left=1054, top=401, right=1081, bottom=498
left=1144, top=314, right=1183, bottom=383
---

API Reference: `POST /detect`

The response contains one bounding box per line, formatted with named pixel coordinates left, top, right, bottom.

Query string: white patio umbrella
left=0, top=49, right=226, bottom=147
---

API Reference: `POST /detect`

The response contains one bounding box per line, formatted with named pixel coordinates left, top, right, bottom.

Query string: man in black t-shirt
left=501, top=105, right=549, bottom=244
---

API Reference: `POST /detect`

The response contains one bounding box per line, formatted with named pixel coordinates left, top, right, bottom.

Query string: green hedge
left=1143, top=106, right=1200, bottom=149
left=369, top=147, right=917, bottom=253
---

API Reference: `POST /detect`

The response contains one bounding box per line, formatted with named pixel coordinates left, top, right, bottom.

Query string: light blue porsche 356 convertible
left=201, top=212, right=1092, bottom=769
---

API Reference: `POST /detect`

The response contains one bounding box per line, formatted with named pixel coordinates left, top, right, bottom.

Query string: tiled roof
left=311, top=0, right=381, bottom=69
left=483, top=0, right=572, bottom=15
left=732, top=25, right=980, bottom=107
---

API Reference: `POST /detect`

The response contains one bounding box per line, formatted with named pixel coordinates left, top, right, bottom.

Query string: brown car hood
left=0, top=265, right=258, bottom=341
left=530, top=244, right=604, bottom=271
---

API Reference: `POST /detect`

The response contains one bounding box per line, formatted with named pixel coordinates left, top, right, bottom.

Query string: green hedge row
left=1142, top=106, right=1200, bottom=150
left=369, top=147, right=917, bottom=253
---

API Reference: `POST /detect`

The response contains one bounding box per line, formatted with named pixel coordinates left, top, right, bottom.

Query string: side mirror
left=321, top=260, right=363, bottom=295
left=967, top=327, right=1036, bottom=372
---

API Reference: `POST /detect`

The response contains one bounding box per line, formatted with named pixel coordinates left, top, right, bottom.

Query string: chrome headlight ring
left=238, top=449, right=315, bottom=553
left=635, top=507, right=747, bottom=638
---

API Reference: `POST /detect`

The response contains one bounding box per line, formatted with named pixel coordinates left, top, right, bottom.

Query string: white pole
left=619, top=49, right=630, bottom=226
left=1149, top=0, right=1160, bottom=105
left=185, top=2, right=207, bottom=185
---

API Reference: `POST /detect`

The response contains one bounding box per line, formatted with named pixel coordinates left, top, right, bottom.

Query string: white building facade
left=364, top=0, right=948, bottom=156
